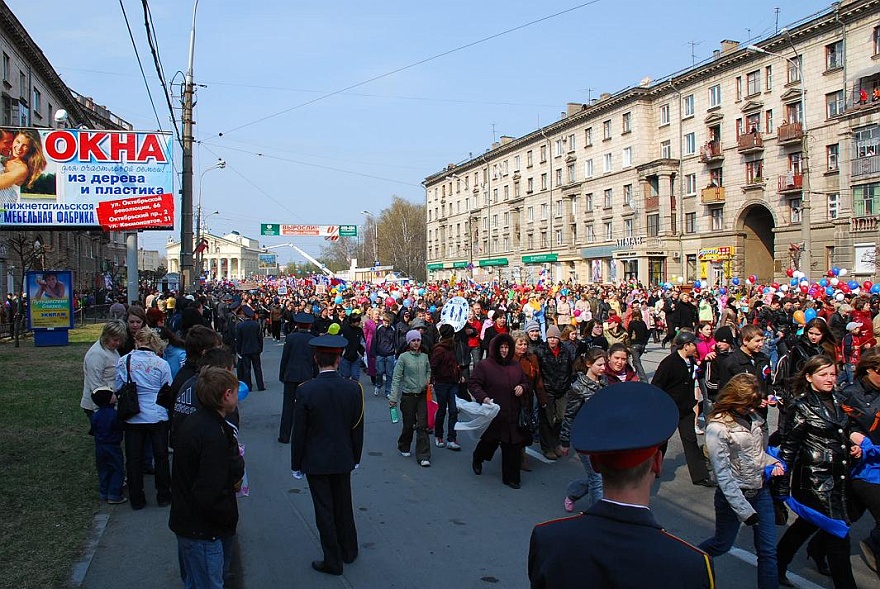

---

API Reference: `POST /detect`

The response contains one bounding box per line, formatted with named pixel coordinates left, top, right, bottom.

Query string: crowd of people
left=78, top=272, right=880, bottom=587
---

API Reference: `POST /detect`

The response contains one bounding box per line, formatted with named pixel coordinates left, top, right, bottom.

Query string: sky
left=9, top=0, right=833, bottom=265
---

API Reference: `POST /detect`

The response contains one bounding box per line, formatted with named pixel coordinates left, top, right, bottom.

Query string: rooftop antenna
left=582, top=87, right=594, bottom=103
left=687, top=41, right=702, bottom=67
left=775, top=7, right=780, bottom=34
left=491, top=123, right=497, bottom=143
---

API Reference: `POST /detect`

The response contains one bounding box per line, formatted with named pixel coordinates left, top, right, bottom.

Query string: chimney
left=566, top=102, right=587, bottom=116
left=720, top=39, right=740, bottom=54
left=492, top=142, right=500, bottom=150
left=713, top=49, right=721, bottom=60
left=599, top=92, right=611, bottom=101
left=500, top=135, right=514, bottom=145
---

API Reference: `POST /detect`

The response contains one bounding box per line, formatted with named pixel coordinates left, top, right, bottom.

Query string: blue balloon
left=694, top=280, right=702, bottom=289
left=429, top=305, right=437, bottom=313
left=369, top=293, right=378, bottom=302
left=334, top=295, right=343, bottom=304
left=825, top=287, right=834, bottom=296
left=872, top=284, right=880, bottom=294
left=238, top=381, right=250, bottom=401
left=402, top=298, right=411, bottom=307
left=819, top=278, right=828, bottom=287
left=732, top=277, right=741, bottom=286
left=832, top=266, right=841, bottom=276
left=794, top=278, right=802, bottom=286
left=804, top=308, right=818, bottom=323
left=719, top=287, right=727, bottom=295
left=848, top=280, right=859, bottom=291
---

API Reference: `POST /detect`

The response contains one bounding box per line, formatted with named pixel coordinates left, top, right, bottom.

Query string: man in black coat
left=716, top=324, right=770, bottom=396
left=278, top=312, right=317, bottom=444
left=235, top=306, right=265, bottom=391
left=529, top=382, right=714, bottom=589
left=292, top=334, right=365, bottom=576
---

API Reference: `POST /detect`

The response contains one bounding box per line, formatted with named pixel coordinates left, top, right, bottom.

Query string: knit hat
left=714, top=325, right=736, bottom=346
left=524, top=319, right=540, bottom=333
left=438, top=323, right=454, bottom=339
left=546, top=325, right=562, bottom=339
left=406, top=329, right=422, bottom=344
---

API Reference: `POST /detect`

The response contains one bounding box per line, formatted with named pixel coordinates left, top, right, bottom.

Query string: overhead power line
left=117, top=0, right=164, bottom=133
left=140, top=0, right=182, bottom=144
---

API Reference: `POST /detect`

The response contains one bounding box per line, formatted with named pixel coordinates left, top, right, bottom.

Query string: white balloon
left=780, top=284, right=789, bottom=292
left=677, top=276, right=684, bottom=283
left=852, top=287, right=860, bottom=295
left=836, top=293, right=845, bottom=301
left=839, top=268, right=849, bottom=277
left=830, top=278, right=839, bottom=286
left=793, top=271, right=802, bottom=279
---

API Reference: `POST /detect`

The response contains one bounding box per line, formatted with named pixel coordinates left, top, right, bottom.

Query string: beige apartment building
left=424, top=0, right=880, bottom=286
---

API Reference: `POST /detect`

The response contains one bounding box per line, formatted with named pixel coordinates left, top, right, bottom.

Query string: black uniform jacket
left=279, top=329, right=317, bottom=383
left=529, top=500, right=714, bottom=589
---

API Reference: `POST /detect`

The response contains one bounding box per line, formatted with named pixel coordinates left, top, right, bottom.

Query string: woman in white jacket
left=81, top=320, right=127, bottom=419
left=698, top=373, right=785, bottom=589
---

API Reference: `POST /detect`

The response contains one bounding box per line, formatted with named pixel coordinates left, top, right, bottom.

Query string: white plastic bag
left=454, top=397, right=500, bottom=440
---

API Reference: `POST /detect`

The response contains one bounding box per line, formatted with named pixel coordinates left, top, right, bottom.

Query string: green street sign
left=339, top=224, right=358, bottom=237
left=522, top=253, right=558, bottom=264
left=478, top=258, right=508, bottom=267
left=261, top=224, right=280, bottom=236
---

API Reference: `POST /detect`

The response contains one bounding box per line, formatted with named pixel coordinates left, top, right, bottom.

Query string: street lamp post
left=195, top=160, right=225, bottom=280
left=747, top=43, right=811, bottom=277
left=360, top=210, right=378, bottom=266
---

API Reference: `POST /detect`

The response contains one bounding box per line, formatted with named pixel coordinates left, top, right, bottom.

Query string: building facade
left=424, top=0, right=880, bottom=286
left=166, top=231, right=262, bottom=281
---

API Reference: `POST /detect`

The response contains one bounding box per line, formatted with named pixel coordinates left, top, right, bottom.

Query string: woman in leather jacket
left=776, top=355, right=858, bottom=588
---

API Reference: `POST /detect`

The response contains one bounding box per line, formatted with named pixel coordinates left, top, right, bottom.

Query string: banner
left=0, top=128, right=173, bottom=229
left=258, top=253, right=277, bottom=268
left=26, top=270, right=74, bottom=329
left=261, top=224, right=340, bottom=237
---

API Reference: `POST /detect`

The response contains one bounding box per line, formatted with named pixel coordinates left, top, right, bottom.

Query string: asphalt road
left=78, top=338, right=876, bottom=589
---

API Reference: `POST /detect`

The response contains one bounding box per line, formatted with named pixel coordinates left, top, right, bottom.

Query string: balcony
left=778, top=173, right=803, bottom=193
left=777, top=122, right=803, bottom=145
left=644, top=195, right=660, bottom=211
left=699, top=141, right=723, bottom=164
left=852, top=216, right=879, bottom=233
left=700, top=186, right=725, bottom=204
left=737, top=133, right=764, bottom=154
left=852, top=154, right=880, bottom=179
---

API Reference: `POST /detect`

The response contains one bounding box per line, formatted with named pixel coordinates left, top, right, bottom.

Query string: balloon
left=763, top=287, right=771, bottom=294
left=732, top=277, right=740, bottom=286
left=793, top=310, right=806, bottom=325
left=872, top=284, right=880, bottom=294
left=830, top=278, right=839, bottom=286
left=719, top=287, right=727, bottom=295
left=429, top=305, right=437, bottom=313
left=334, top=295, right=343, bottom=304
left=779, top=284, right=789, bottom=292
left=819, top=278, right=829, bottom=287
left=839, top=268, right=849, bottom=277
left=841, top=284, right=851, bottom=294
left=693, top=287, right=701, bottom=293
left=694, top=280, right=702, bottom=289
left=746, top=279, right=753, bottom=286
left=825, top=287, right=834, bottom=296
left=848, top=280, right=859, bottom=290
left=786, top=268, right=794, bottom=278
left=804, top=308, right=817, bottom=322
left=574, top=309, right=581, bottom=317
left=677, top=276, right=684, bottom=283
left=789, top=278, right=797, bottom=286
left=749, top=275, right=758, bottom=284
left=238, top=380, right=250, bottom=401
left=385, top=297, right=395, bottom=307
left=864, top=281, right=874, bottom=291
left=799, top=284, right=809, bottom=294
left=832, top=266, right=841, bottom=276
left=836, top=293, right=845, bottom=301
left=771, top=282, right=780, bottom=290
left=561, top=289, right=569, bottom=296
left=402, top=298, right=411, bottom=307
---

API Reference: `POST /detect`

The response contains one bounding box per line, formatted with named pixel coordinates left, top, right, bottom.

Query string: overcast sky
left=9, top=0, right=831, bottom=264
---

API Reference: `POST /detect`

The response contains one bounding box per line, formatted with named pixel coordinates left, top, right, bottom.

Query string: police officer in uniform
left=292, top=334, right=365, bottom=576
left=278, top=312, right=317, bottom=444
left=528, top=382, right=714, bottom=589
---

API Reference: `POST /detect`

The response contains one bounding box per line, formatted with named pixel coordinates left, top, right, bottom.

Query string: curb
left=68, top=512, right=109, bottom=588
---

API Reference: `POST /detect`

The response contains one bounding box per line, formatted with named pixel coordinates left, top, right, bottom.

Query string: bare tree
left=4, top=233, right=41, bottom=296
left=319, top=236, right=358, bottom=272
left=378, top=196, right=426, bottom=281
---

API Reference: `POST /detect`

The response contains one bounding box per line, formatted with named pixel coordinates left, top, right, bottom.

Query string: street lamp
left=747, top=41, right=811, bottom=277
left=195, top=160, right=225, bottom=278
left=360, top=210, right=379, bottom=266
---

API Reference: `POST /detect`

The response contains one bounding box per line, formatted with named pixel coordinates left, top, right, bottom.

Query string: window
left=568, top=133, right=576, bottom=151
left=685, top=173, right=697, bottom=195
left=685, top=212, right=696, bottom=233
left=709, top=84, right=722, bottom=107
left=585, top=223, right=595, bottom=243
left=603, top=120, right=612, bottom=140
left=503, top=211, right=510, bottom=227
left=604, top=222, right=613, bottom=241
left=541, top=203, right=549, bottom=219
left=1, top=53, right=8, bottom=81
left=786, top=101, right=803, bottom=124
left=710, top=168, right=723, bottom=187
left=736, top=76, right=743, bottom=101
left=527, top=234, right=534, bottom=249
left=556, top=230, right=563, bottom=246
left=32, top=88, right=41, bottom=115
left=684, top=132, right=696, bottom=155
left=527, top=206, right=534, bottom=221
left=789, top=197, right=802, bottom=223
left=555, top=139, right=564, bottom=157
left=854, top=126, right=880, bottom=157
left=647, top=214, right=660, bottom=237
left=622, top=112, right=632, bottom=133
left=622, top=147, right=632, bottom=167
left=514, top=182, right=520, bottom=197
left=826, top=40, right=843, bottom=70
left=827, top=144, right=839, bottom=171
left=526, top=150, right=533, bottom=167
left=571, top=197, right=579, bottom=217
left=540, top=144, right=547, bottom=162
left=492, top=164, right=499, bottom=179
left=603, top=153, right=612, bottom=173
left=541, top=232, right=548, bottom=248
left=483, top=217, right=489, bottom=230
left=555, top=168, right=563, bottom=186
left=683, top=94, right=694, bottom=117
left=503, top=185, right=509, bottom=200
left=765, top=109, right=774, bottom=134
left=660, top=140, right=671, bottom=159
left=826, top=90, right=844, bottom=118
left=492, top=214, right=498, bottom=228
left=746, top=160, right=764, bottom=184
left=828, top=193, right=840, bottom=220
left=765, top=65, right=773, bottom=91
left=527, top=178, right=534, bottom=193
left=787, top=56, right=802, bottom=84
left=567, top=163, right=576, bottom=183
left=18, top=70, right=25, bottom=99
left=659, top=103, right=670, bottom=126
left=502, top=160, right=509, bottom=175
left=746, top=70, right=761, bottom=96
left=541, top=173, right=548, bottom=190
left=711, top=207, right=723, bottom=231
left=875, top=26, right=880, bottom=56
left=514, top=155, right=521, bottom=171
left=503, top=237, right=510, bottom=252
left=492, top=188, right=498, bottom=203
left=555, top=199, right=563, bottom=217
left=624, top=219, right=633, bottom=237
left=584, top=159, right=593, bottom=178
left=746, top=112, right=761, bottom=134
left=585, top=193, right=593, bottom=211
left=623, top=184, right=632, bottom=206
left=585, top=127, right=593, bottom=146
left=604, top=188, right=613, bottom=208
left=852, top=183, right=880, bottom=216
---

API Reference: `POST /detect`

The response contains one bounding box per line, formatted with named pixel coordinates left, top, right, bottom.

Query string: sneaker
left=695, top=426, right=705, bottom=435
left=564, top=496, right=575, bottom=513
left=373, top=387, right=380, bottom=397
left=108, top=497, right=128, bottom=505
left=447, top=441, right=461, bottom=451
left=419, top=459, right=431, bottom=467
left=400, top=451, right=411, bottom=457
left=435, top=437, right=446, bottom=448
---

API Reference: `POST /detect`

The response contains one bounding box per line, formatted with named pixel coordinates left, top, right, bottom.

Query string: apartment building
left=424, top=0, right=880, bottom=286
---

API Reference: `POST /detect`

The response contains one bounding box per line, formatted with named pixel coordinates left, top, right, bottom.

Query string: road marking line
left=728, top=547, right=825, bottom=589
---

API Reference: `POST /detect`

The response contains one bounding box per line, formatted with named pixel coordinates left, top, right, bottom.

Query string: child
left=389, top=329, right=432, bottom=466
left=840, top=321, right=861, bottom=386
left=90, top=386, right=126, bottom=504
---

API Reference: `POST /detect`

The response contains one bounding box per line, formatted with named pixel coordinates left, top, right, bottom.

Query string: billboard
left=258, top=253, right=277, bottom=268
left=0, top=128, right=173, bottom=230
left=26, top=270, right=74, bottom=329
left=261, top=224, right=346, bottom=237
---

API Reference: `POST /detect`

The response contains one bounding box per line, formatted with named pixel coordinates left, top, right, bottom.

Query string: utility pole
left=179, top=0, right=200, bottom=292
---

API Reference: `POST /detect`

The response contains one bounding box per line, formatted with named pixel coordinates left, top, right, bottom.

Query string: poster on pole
left=26, top=270, right=74, bottom=329
left=0, top=128, right=173, bottom=230
left=258, top=253, right=277, bottom=269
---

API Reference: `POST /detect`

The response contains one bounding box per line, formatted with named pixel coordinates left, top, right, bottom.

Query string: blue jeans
left=566, top=453, right=603, bottom=509
left=375, top=355, right=396, bottom=396
left=177, top=536, right=224, bottom=589
left=699, top=486, right=778, bottom=589
left=338, top=357, right=361, bottom=381
left=432, top=382, right=458, bottom=441
left=95, top=443, right=124, bottom=500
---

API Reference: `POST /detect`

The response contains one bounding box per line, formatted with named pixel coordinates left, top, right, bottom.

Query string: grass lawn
left=0, top=324, right=106, bottom=588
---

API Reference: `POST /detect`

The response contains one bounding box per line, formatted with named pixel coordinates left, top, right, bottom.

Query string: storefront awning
left=478, top=258, right=508, bottom=267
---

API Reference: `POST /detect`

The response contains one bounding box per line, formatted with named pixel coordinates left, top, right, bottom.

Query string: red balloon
left=799, top=284, right=809, bottom=293
left=840, top=284, right=851, bottom=294
left=827, top=270, right=835, bottom=277
left=864, top=281, right=874, bottom=291
left=693, top=287, right=701, bottom=293
left=771, top=282, right=780, bottom=290
left=786, top=268, right=794, bottom=278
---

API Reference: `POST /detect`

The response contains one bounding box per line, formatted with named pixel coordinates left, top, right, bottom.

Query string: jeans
left=177, top=536, right=225, bottom=589
left=470, top=347, right=483, bottom=369
left=95, top=443, right=124, bottom=500
left=124, top=421, right=171, bottom=508
left=566, top=453, right=603, bottom=509
left=339, top=357, right=361, bottom=381
left=630, top=344, right=647, bottom=382
left=432, top=382, right=458, bottom=441
left=699, top=486, right=778, bottom=589
left=375, top=355, right=396, bottom=396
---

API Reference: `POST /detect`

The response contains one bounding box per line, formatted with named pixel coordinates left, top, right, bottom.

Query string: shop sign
left=522, top=253, right=558, bottom=264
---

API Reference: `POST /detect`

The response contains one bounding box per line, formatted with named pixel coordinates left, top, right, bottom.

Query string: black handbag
left=517, top=403, right=535, bottom=432
left=116, top=355, right=140, bottom=421
left=156, top=383, right=175, bottom=411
